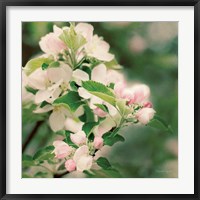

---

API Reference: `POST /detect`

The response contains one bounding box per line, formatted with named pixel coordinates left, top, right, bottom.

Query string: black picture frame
left=0, top=0, right=199, bottom=199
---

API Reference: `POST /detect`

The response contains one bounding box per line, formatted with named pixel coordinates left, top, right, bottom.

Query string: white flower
left=39, top=25, right=67, bottom=55
left=73, top=145, right=93, bottom=172
left=28, top=63, right=72, bottom=104
left=84, top=35, right=114, bottom=62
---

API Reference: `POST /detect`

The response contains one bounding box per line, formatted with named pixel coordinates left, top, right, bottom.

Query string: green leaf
left=64, top=131, right=78, bottom=148
left=148, top=115, right=173, bottom=134
left=82, top=122, right=99, bottom=137
left=59, top=27, right=86, bottom=51
left=22, top=155, right=37, bottom=167
left=104, top=59, right=123, bottom=70
left=53, top=91, right=83, bottom=112
left=96, top=157, right=112, bottom=170
left=94, top=104, right=109, bottom=113
left=105, top=134, right=125, bottom=146
left=70, top=81, right=79, bottom=92
left=23, top=56, right=54, bottom=75
left=25, top=86, right=38, bottom=95
left=82, top=81, right=116, bottom=106
left=33, top=146, right=55, bottom=162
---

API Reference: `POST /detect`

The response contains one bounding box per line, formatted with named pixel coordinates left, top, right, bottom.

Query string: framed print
left=0, top=0, right=199, bottom=199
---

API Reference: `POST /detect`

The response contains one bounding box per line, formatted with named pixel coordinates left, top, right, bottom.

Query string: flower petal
left=65, top=118, right=83, bottom=133
left=91, top=64, right=107, bottom=84
left=73, top=69, right=89, bottom=85
left=49, top=110, right=65, bottom=132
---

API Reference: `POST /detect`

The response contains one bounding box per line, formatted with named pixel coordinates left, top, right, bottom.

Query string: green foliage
left=53, top=91, right=84, bottom=112
left=25, top=86, right=38, bottom=95
left=104, top=134, right=125, bottom=146
left=33, top=146, right=55, bottom=162
left=96, top=157, right=112, bottom=170
left=82, top=81, right=116, bottom=106
left=82, top=122, right=99, bottom=137
left=22, top=155, right=37, bottom=167
left=59, top=26, right=86, bottom=51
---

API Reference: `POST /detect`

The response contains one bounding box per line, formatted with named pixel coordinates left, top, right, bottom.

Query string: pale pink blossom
left=73, top=145, right=93, bottom=172
left=53, top=140, right=72, bottom=159
left=93, top=137, right=104, bottom=149
left=135, top=108, right=156, bottom=125
left=114, top=82, right=151, bottom=105
left=106, top=70, right=124, bottom=85
left=70, top=131, right=87, bottom=146
left=65, top=159, right=76, bottom=172
left=129, top=84, right=150, bottom=104
left=39, top=25, right=67, bottom=55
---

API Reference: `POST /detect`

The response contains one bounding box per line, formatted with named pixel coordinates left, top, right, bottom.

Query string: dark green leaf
left=104, top=134, right=125, bottom=146
left=96, top=157, right=112, bottom=170
left=70, top=81, right=79, bottom=92
left=82, top=122, right=99, bottom=137
left=53, top=91, right=83, bottom=112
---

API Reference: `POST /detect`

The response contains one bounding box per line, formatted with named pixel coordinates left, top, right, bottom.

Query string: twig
left=53, top=171, right=69, bottom=178
left=22, top=121, right=44, bottom=153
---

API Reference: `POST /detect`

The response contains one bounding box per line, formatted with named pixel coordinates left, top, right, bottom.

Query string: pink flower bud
left=143, top=101, right=153, bottom=108
left=93, top=107, right=107, bottom=118
left=135, top=108, right=156, bottom=125
left=53, top=140, right=72, bottom=159
left=65, top=159, right=76, bottom=172
left=93, top=137, right=104, bottom=149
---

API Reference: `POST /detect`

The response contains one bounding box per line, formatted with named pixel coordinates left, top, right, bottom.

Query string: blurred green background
left=22, top=22, right=178, bottom=178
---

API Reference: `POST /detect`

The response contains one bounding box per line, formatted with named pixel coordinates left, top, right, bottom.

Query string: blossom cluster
left=22, top=23, right=155, bottom=175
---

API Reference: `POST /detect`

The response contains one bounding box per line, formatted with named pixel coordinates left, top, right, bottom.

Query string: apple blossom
left=22, top=22, right=162, bottom=178
left=53, top=140, right=73, bottom=159
left=135, top=107, right=156, bottom=125
left=39, top=25, right=67, bottom=55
